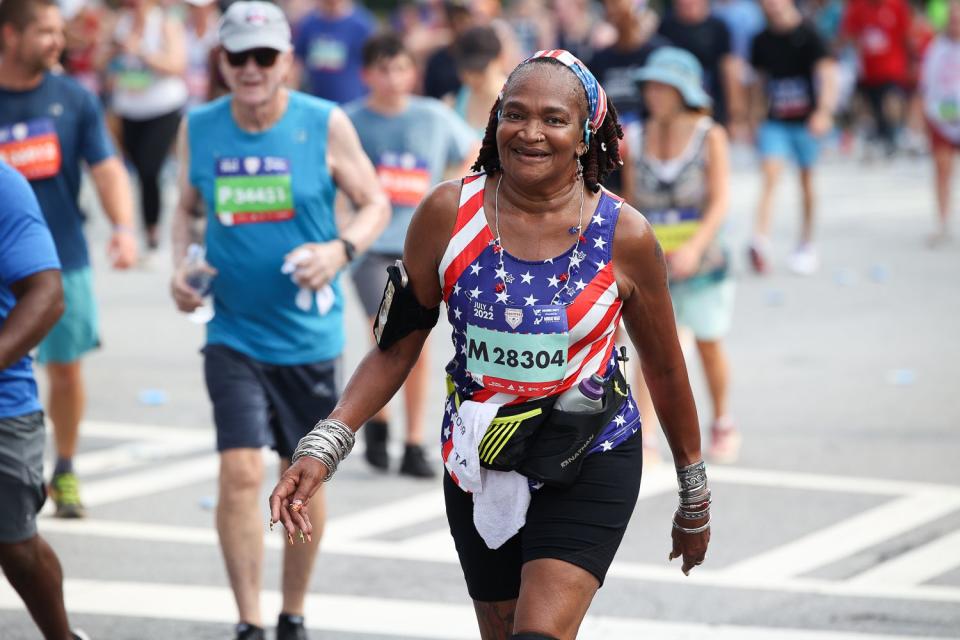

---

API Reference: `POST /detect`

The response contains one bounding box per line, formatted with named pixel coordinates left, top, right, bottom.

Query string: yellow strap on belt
left=478, top=408, right=543, bottom=463
left=446, top=376, right=546, bottom=464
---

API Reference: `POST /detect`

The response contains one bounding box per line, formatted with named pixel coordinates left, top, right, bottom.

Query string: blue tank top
left=188, top=91, right=342, bottom=365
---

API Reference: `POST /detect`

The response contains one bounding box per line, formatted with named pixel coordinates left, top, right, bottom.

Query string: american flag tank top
left=437, top=173, right=641, bottom=466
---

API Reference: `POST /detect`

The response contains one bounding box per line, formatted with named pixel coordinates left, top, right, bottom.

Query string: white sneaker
left=788, top=245, right=819, bottom=276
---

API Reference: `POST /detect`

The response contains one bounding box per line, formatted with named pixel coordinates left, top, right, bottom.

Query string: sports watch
left=339, top=238, right=357, bottom=263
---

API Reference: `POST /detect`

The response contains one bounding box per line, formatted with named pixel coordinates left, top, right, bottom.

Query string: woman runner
left=270, top=50, right=711, bottom=640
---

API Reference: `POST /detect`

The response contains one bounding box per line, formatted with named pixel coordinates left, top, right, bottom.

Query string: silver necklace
left=493, top=173, right=585, bottom=305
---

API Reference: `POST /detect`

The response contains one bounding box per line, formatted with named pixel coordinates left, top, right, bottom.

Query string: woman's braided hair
left=470, top=57, right=624, bottom=193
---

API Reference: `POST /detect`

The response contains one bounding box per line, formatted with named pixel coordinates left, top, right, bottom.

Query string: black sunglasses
left=225, top=48, right=280, bottom=68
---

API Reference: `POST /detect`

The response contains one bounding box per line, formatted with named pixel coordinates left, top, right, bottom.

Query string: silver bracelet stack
left=674, top=460, right=711, bottom=534
left=291, top=419, right=356, bottom=481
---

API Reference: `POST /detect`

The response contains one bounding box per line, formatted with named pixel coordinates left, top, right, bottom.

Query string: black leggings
left=860, top=82, right=901, bottom=153
left=121, top=110, right=181, bottom=232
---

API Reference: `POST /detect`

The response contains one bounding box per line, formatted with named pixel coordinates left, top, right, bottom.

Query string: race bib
left=377, top=152, right=430, bottom=208
left=937, top=97, right=960, bottom=123
left=116, top=69, right=154, bottom=92
left=214, top=156, right=294, bottom=226
left=465, top=301, right=568, bottom=395
left=0, top=118, right=62, bottom=180
left=307, top=37, right=347, bottom=72
left=648, top=208, right=701, bottom=253
left=768, top=77, right=812, bottom=120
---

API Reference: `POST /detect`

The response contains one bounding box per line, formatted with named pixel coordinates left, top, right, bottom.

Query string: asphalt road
left=0, top=151, right=958, bottom=639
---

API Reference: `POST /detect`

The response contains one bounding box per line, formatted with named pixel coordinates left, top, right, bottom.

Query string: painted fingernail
left=307, top=534, right=312, bottom=543
left=299, top=531, right=305, bottom=544
left=288, top=534, right=294, bottom=545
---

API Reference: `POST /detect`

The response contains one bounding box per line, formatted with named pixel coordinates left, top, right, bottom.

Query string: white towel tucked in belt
left=446, top=400, right=530, bottom=550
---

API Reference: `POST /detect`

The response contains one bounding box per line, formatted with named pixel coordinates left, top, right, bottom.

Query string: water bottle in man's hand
left=185, top=244, right=214, bottom=296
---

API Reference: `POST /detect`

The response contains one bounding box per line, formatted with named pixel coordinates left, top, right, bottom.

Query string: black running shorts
left=203, top=344, right=339, bottom=459
left=443, top=429, right=643, bottom=602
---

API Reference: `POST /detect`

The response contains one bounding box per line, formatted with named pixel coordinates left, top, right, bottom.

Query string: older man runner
left=170, top=3, right=388, bottom=639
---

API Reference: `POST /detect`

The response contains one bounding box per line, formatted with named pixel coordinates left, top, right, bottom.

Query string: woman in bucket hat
left=622, top=46, right=741, bottom=464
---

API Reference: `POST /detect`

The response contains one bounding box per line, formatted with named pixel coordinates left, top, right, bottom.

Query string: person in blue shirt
left=0, top=160, right=90, bottom=640
left=345, top=32, right=478, bottom=478
left=292, top=0, right=376, bottom=103
left=0, top=0, right=138, bottom=519
left=169, top=4, right=388, bottom=639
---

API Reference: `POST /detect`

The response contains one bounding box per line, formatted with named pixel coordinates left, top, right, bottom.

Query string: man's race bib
left=377, top=151, right=430, bottom=208
left=648, top=208, right=701, bottom=253
left=0, top=118, right=62, bottom=180
left=214, top=156, right=294, bottom=226
left=307, top=37, right=347, bottom=72
left=768, top=77, right=812, bottom=120
left=465, top=301, right=568, bottom=395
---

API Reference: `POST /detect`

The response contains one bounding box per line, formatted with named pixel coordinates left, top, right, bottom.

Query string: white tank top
left=111, top=7, right=188, bottom=120
left=185, top=21, right=219, bottom=106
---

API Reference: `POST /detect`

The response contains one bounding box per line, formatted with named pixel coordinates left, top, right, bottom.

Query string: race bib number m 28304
left=0, top=118, right=62, bottom=180
left=464, top=300, right=569, bottom=394
left=466, top=324, right=567, bottom=393
left=214, top=156, right=293, bottom=226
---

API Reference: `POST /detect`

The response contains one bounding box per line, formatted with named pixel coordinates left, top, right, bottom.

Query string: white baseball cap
left=218, top=1, right=292, bottom=53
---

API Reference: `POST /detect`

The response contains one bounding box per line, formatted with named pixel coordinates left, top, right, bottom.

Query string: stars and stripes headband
left=498, top=49, right=608, bottom=145
left=527, top=49, right=608, bottom=134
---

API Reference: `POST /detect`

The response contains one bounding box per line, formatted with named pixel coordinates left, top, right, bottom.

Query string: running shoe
left=400, top=444, right=436, bottom=478
left=71, top=630, right=91, bottom=640
left=363, top=420, right=389, bottom=471
left=708, top=417, right=741, bottom=464
left=787, top=244, right=819, bottom=276
left=50, top=472, right=86, bottom=519
left=277, top=613, right=308, bottom=640
left=235, top=623, right=265, bottom=640
left=748, top=238, right=771, bottom=275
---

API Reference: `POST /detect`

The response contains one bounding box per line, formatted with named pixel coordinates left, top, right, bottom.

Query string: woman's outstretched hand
left=269, top=457, right=329, bottom=543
